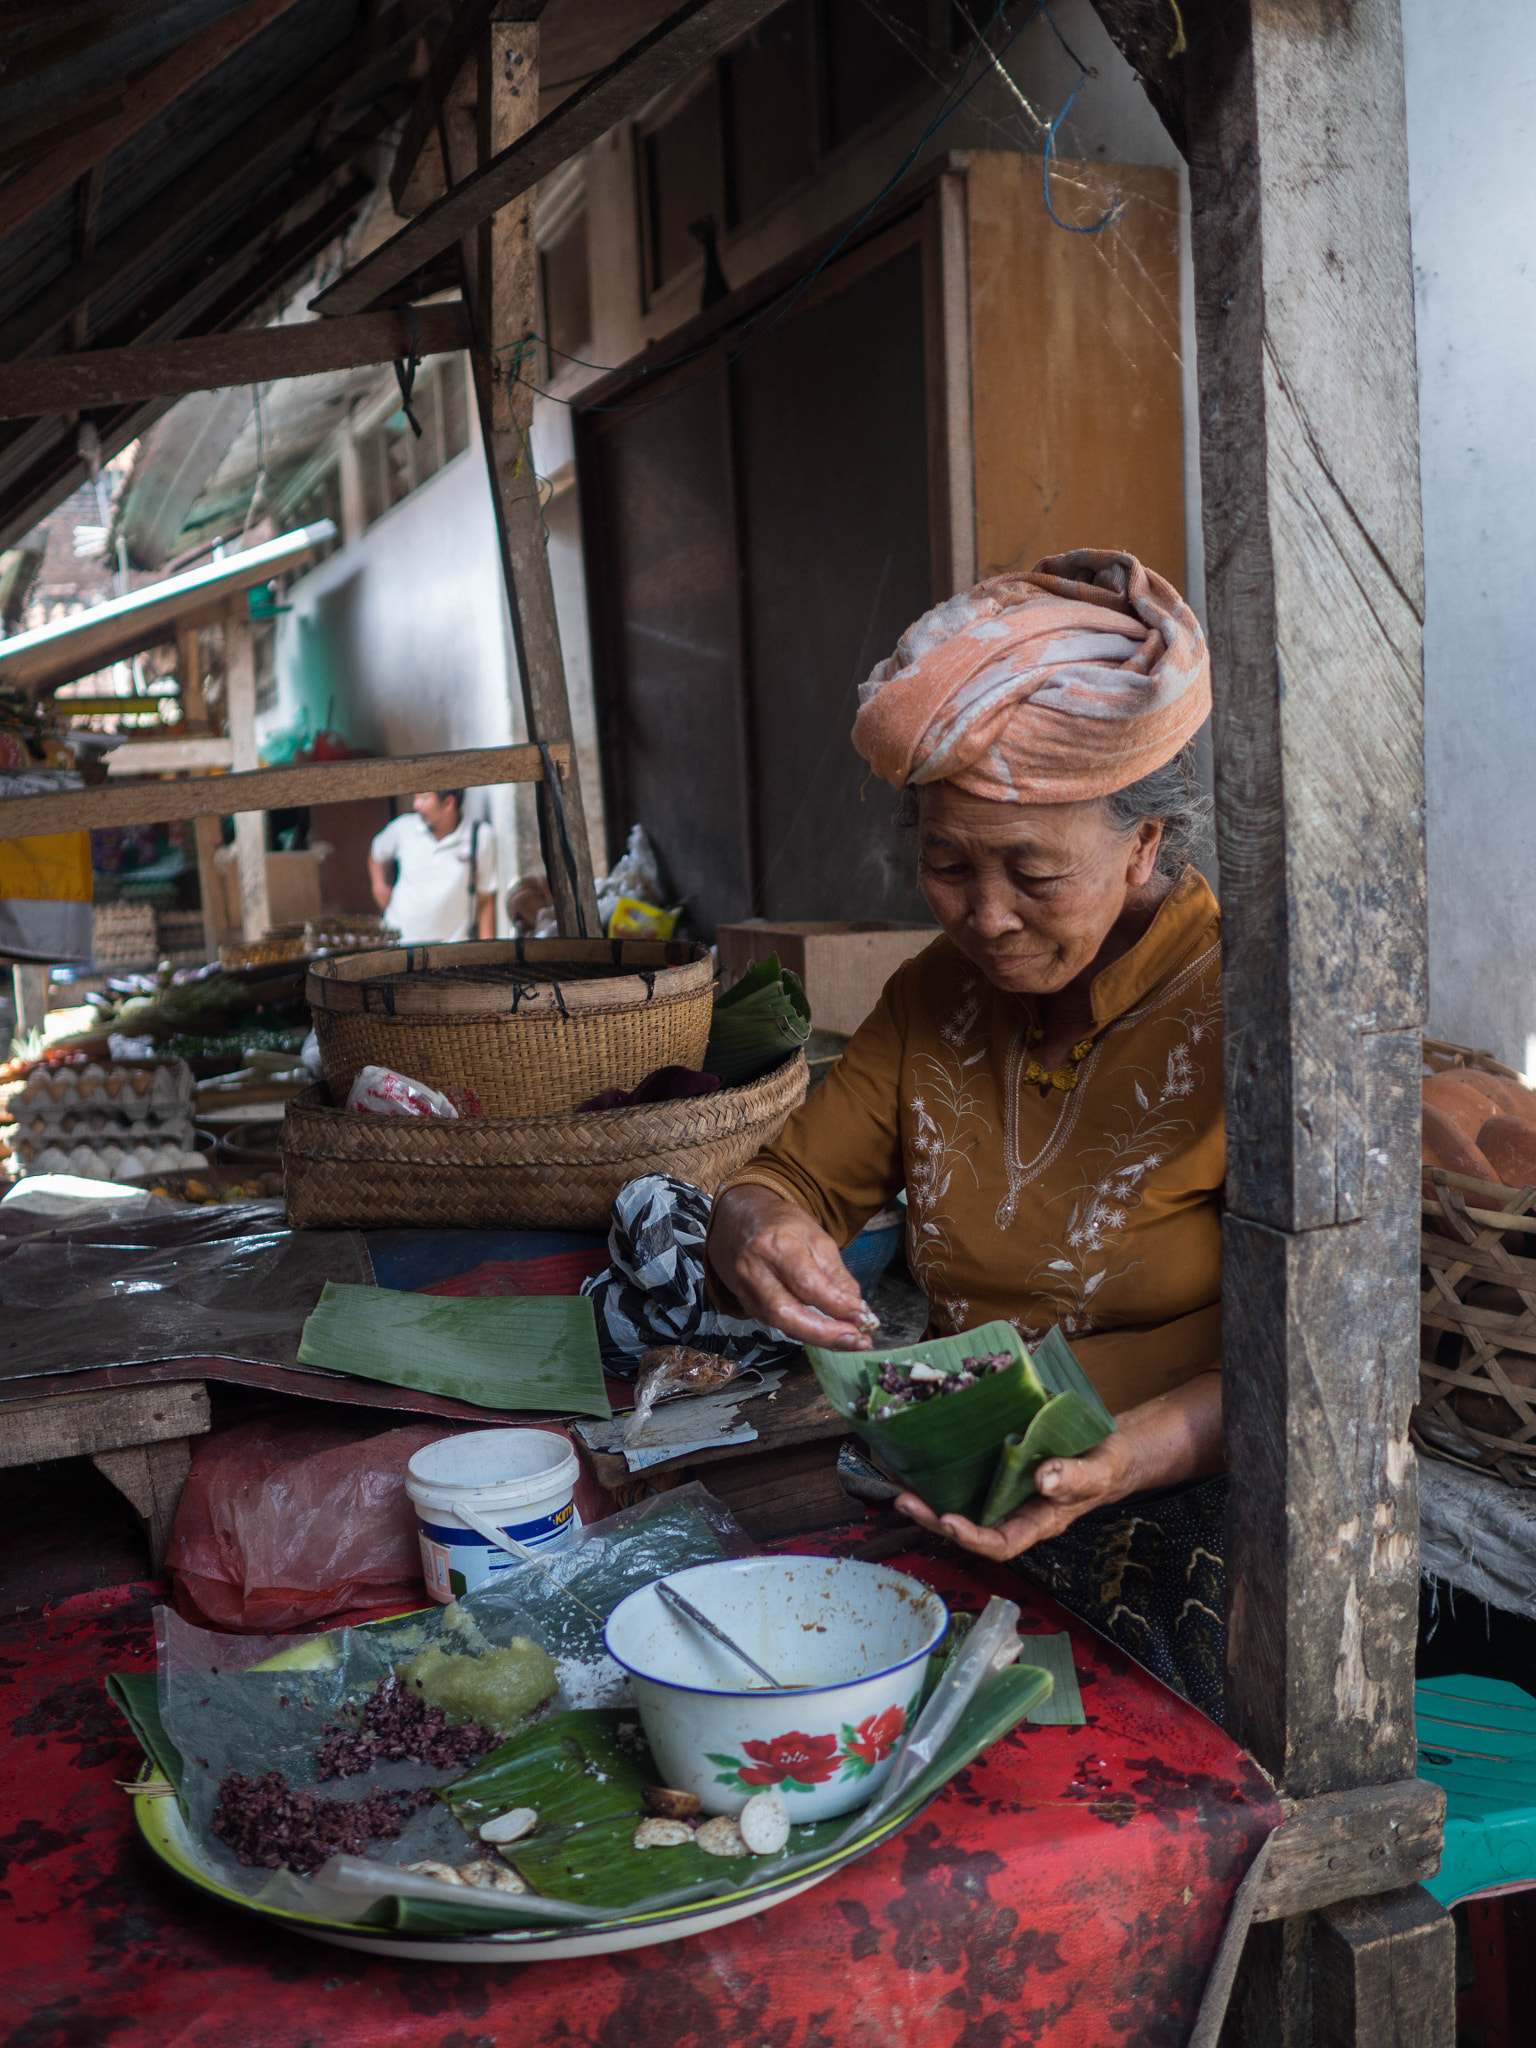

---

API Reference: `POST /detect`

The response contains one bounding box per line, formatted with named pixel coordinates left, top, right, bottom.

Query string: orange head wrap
left=851, top=549, right=1210, bottom=804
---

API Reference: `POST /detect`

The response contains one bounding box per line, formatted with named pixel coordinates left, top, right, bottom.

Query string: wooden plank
left=92, top=1437, right=196, bottom=1572
left=0, top=742, right=568, bottom=837
left=1312, top=1887, right=1455, bottom=2048
left=937, top=170, right=975, bottom=596
left=178, top=619, right=224, bottom=958
left=223, top=603, right=270, bottom=943
left=1250, top=1781, right=1446, bottom=1923
left=0, top=306, right=470, bottom=422
left=0, top=1380, right=209, bottom=1468
left=105, top=737, right=233, bottom=774
left=967, top=150, right=1184, bottom=589
left=312, top=0, right=790, bottom=317
left=1180, top=0, right=1427, bottom=1820
left=0, top=0, right=305, bottom=247
left=458, top=15, right=600, bottom=938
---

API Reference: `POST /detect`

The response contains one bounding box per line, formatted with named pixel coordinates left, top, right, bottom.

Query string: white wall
left=268, top=419, right=607, bottom=918
left=1403, top=0, right=1536, bottom=1068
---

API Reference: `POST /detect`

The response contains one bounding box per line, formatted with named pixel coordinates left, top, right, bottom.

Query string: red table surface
left=0, top=1555, right=1278, bottom=2048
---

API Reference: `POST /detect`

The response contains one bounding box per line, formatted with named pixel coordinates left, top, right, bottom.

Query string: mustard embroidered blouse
left=719, top=868, right=1225, bottom=1416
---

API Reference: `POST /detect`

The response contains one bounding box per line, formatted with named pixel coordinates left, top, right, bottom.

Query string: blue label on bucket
left=415, top=1500, right=577, bottom=1602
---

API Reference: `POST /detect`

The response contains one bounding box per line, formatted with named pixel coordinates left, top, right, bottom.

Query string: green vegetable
left=806, top=1320, right=1113, bottom=1524
left=703, top=953, right=811, bottom=1088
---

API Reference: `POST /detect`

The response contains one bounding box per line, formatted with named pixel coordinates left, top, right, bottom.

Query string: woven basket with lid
left=280, top=1052, right=808, bottom=1231
left=306, top=937, right=715, bottom=1118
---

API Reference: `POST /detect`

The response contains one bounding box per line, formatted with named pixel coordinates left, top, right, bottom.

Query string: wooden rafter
left=311, top=0, right=789, bottom=317
left=0, top=304, right=469, bottom=422
left=0, top=5, right=425, bottom=364
left=0, top=744, right=570, bottom=837
left=0, top=0, right=307, bottom=247
left=389, top=0, right=517, bottom=216
left=0, top=176, right=373, bottom=551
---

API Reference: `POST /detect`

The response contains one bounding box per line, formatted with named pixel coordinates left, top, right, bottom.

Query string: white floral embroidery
left=904, top=976, right=991, bottom=1331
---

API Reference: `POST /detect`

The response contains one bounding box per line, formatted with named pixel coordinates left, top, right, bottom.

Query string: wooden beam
left=177, top=617, right=225, bottom=961
left=1312, top=1888, right=1455, bottom=2048
left=1084, top=1, right=1190, bottom=157
left=0, top=305, right=470, bottom=421
left=223, top=601, right=270, bottom=942
left=0, top=175, right=373, bottom=553
left=460, top=13, right=599, bottom=939
left=0, top=743, right=568, bottom=837
left=1185, top=0, right=1426, bottom=1796
left=105, top=738, right=234, bottom=775
left=0, top=0, right=306, bottom=248
left=0, top=1381, right=209, bottom=1468
left=390, top=0, right=506, bottom=215
left=312, top=0, right=788, bottom=316
left=1249, top=1781, right=1445, bottom=1923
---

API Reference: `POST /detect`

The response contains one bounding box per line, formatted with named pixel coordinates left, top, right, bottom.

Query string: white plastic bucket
left=406, top=1429, right=581, bottom=1603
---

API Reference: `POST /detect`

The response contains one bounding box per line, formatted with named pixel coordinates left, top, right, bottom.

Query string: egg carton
left=7, top=1115, right=195, bottom=1155
left=14, top=1139, right=208, bottom=1182
left=11, top=1059, right=193, bottom=1124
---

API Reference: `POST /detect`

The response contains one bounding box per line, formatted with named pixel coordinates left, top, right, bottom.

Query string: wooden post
left=1312, top=1889, right=1455, bottom=2048
left=1178, top=0, right=1447, bottom=2035
left=455, top=10, right=601, bottom=939
left=222, top=598, right=270, bottom=941
left=177, top=616, right=225, bottom=961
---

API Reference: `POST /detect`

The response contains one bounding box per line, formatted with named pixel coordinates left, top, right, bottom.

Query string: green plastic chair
left=1416, top=1675, right=1536, bottom=1905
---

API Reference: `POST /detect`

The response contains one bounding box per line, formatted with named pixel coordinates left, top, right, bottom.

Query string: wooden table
left=0, top=1377, right=209, bottom=1569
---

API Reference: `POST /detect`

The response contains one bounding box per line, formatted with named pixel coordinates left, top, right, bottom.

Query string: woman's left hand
left=894, top=1368, right=1224, bottom=1563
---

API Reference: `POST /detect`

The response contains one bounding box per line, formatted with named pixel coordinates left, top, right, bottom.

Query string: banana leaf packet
left=806, top=1319, right=1115, bottom=1525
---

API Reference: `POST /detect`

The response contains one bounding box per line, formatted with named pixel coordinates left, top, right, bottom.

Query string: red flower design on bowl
left=843, top=1705, right=906, bottom=1769
left=737, top=1730, right=841, bottom=1788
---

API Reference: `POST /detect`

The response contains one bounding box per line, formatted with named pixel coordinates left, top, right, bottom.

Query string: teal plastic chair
left=1416, top=1675, right=1536, bottom=1905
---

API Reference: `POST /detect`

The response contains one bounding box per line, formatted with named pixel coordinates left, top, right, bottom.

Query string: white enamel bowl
left=603, top=1555, right=948, bottom=1821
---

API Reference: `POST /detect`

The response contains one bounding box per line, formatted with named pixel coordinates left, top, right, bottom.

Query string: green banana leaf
left=296, top=1284, right=611, bottom=1417
left=703, top=954, right=811, bottom=1087
left=105, top=1671, right=184, bottom=1800
left=807, top=1320, right=1114, bottom=1524
left=386, top=1660, right=1053, bottom=1932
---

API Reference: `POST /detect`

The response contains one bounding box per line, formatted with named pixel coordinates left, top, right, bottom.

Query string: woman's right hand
left=707, top=1184, right=874, bottom=1350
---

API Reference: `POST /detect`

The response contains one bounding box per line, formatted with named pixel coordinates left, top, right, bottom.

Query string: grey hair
left=1102, top=745, right=1211, bottom=873
left=893, top=743, right=1211, bottom=874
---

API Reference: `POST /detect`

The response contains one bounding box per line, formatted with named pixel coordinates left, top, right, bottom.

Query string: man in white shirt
left=368, top=791, right=497, bottom=943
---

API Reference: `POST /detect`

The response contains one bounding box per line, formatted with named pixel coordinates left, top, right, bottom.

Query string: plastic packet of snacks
left=343, top=1066, right=459, bottom=1120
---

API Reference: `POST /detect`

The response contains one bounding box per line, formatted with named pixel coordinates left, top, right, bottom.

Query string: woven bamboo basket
left=280, top=1052, right=808, bottom=1231
left=306, top=938, right=715, bottom=1118
left=1422, top=1035, right=1525, bottom=1083
left=1417, top=1167, right=1536, bottom=1487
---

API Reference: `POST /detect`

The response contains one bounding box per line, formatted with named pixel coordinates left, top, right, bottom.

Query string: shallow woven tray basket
left=1416, top=1036, right=1536, bottom=1488
left=280, top=1052, right=808, bottom=1231
left=306, top=937, right=715, bottom=1118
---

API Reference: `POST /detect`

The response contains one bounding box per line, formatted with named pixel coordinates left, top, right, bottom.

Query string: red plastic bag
left=165, top=1416, right=448, bottom=1634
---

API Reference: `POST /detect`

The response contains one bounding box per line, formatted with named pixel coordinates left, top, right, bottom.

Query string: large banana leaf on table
left=806, top=1319, right=1114, bottom=1525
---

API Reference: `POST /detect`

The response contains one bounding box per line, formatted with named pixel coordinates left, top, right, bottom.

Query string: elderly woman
left=707, top=550, right=1226, bottom=1719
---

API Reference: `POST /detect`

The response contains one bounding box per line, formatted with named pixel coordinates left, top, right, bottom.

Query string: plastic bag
left=345, top=1066, right=459, bottom=1120
left=596, top=824, right=665, bottom=932
left=165, top=1416, right=451, bottom=1632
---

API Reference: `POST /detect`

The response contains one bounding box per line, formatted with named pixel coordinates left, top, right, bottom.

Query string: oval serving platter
left=131, top=1770, right=928, bottom=1963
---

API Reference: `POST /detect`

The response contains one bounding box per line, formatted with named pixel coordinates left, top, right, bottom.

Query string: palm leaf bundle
left=295, top=1284, right=611, bottom=1418
left=702, top=954, right=811, bottom=1087
left=806, top=1320, right=1113, bottom=1524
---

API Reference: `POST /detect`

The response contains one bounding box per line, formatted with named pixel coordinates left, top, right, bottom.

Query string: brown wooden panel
left=967, top=151, right=1184, bottom=586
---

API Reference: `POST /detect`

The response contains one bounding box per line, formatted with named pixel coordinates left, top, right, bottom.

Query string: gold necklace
left=1021, top=1013, right=1097, bottom=1092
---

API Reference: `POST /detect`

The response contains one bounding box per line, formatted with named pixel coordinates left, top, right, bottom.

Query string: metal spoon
left=655, top=1579, right=788, bottom=1690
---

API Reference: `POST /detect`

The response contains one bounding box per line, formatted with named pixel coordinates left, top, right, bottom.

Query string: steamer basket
left=280, top=1053, right=808, bottom=1231
left=306, top=938, right=715, bottom=1118
left=1417, top=1167, right=1536, bottom=1489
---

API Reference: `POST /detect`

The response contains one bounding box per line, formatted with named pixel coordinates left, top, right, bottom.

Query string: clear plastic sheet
left=0, top=1207, right=371, bottom=1382
left=155, top=1486, right=750, bottom=1913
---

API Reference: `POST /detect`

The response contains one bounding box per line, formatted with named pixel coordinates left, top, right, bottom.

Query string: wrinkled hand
left=896, top=1369, right=1225, bottom=1562
left=896, top=1435, right=1137, bottom=1561
left=707, top=1184, right=873, bottom=1350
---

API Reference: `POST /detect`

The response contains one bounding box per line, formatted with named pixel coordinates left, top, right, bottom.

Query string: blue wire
left=1041, top=78, right=1123, bottom=235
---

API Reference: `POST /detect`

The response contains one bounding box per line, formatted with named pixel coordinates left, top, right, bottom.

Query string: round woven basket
left=306, top=938, right=715, bottom=1118
left=280, top=1052, right=808, bottom=1231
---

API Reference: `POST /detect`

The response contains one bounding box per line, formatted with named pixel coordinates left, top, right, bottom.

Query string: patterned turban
left=851, top=549, right=1210, bottom=804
